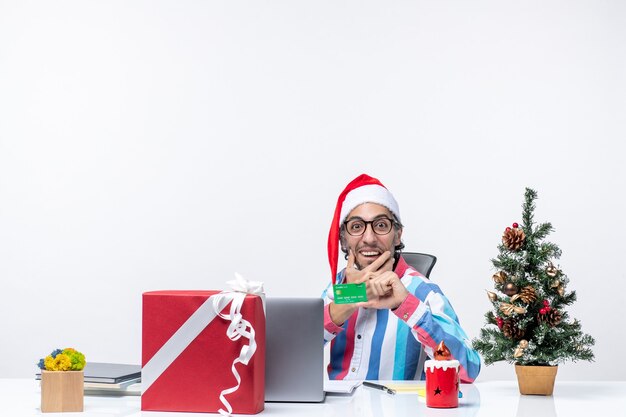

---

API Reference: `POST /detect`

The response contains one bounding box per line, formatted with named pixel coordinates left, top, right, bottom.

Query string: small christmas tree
left=473, top=188, right=594, bottom=366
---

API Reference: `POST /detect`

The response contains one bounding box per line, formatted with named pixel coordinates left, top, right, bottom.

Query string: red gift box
left=142, top=290, right=265, bottom=414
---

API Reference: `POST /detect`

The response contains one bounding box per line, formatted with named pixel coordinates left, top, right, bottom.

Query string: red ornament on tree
left=512, top=222, right=519, bottom=228
left=543, top=300, right=550, bottom=308
left=539, top=308, right=547, bottom=315
left=496, top=317, right=504, bottom=329
left=506, top=227, right=512, bottom=232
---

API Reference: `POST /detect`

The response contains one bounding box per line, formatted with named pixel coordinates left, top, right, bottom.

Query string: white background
left=1, top=1, right=624, bottom=381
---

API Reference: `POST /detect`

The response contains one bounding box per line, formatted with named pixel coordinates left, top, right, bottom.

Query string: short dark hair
left=339, top=213, right=404, bottom=259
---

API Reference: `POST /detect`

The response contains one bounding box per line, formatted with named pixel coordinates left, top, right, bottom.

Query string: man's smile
left=359, top=248, right=382, bottom=258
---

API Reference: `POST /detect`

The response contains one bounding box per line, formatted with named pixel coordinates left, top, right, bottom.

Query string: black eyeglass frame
left=343, top=217, right=397, bottom=237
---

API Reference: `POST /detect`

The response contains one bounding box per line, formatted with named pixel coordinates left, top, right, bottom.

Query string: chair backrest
left=402, top=252, right=437, bottom=278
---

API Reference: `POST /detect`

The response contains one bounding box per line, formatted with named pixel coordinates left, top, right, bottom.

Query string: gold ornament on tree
left=486, top=290, right=498, bottom=302
left=502, top=224, right=525, bottom=251
left=499, top=302, right=527, bottom=316
left=551, top=279, right=565, bottom=297
left=492, top=271, right=507, bottom=284
left=513, top=339, right=529, bottom=358
left=504, top=282, right=519, bottom=296
left=546, top=262, right=559, bottom=277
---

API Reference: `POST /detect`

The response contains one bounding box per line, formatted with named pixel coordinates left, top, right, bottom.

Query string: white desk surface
left=2, top=379, right=624, bottom=417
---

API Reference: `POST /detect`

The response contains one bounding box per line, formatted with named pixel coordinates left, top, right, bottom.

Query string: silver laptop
left=265, top=297, right=325, bottom=403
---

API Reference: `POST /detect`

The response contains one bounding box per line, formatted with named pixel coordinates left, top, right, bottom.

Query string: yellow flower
left=51, top=354, right=72, bottom=371
left=40, top=347, right=86, bottom=371
left=43, top=355, right=55, bottom=371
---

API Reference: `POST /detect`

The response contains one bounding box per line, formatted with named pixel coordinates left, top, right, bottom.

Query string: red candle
left=425, top=359, right=460, bottom=408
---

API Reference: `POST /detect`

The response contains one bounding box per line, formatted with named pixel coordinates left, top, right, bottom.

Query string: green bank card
left=333, top=283, right=367, bottom=304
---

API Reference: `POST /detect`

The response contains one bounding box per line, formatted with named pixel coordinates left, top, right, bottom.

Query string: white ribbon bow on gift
left=212, top=274, right=265, bottom=416
left=226, top=273, right=265, bottom=297
left=142, top=274, right=265, bottom=417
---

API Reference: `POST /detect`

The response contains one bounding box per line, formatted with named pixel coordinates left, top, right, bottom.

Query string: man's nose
left=361, top=224, right=377, bottom=242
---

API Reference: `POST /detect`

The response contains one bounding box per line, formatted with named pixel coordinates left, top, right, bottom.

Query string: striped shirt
left=322, top=256, right=481, bottom=382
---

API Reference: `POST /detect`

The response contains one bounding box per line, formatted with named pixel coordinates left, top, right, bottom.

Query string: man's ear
left=394, top=228, right=403, bottom=246
left=339, top=236, right=349, bottom=258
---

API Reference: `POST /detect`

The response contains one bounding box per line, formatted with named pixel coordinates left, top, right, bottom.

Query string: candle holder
left=425, top=359, right=460, bottom=408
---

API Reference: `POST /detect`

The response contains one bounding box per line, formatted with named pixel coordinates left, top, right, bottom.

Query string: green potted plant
left=473, top=188, right=594, bottom=395
left=38, top=348, right=86, bottom=412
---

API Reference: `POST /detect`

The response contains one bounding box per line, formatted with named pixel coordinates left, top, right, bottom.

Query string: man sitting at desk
left=323, top=174, right=481, bottom=382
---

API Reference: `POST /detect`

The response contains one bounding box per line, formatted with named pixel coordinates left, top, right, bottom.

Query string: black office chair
left=401, top=252, right=437, bottom=278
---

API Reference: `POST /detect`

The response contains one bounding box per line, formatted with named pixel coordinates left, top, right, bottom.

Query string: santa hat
left=327, top=174, right=401, bottom=283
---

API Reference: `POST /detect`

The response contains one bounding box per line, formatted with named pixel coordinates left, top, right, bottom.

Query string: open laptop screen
left=264, top=297, right=325, bottom=403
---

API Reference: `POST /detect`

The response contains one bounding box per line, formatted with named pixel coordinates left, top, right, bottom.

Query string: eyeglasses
left=344, top=217, right=395, bottom=236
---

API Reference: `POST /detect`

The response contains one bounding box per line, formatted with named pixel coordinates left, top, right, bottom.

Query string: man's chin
left=356, top=254, right=380, bottom=269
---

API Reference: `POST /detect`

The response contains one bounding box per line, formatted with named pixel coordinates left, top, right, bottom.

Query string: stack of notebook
left=37, top=362, right=142, bottom=396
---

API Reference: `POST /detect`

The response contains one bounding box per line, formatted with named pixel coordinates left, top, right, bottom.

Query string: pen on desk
left=362, top=381, right=396, bottom=395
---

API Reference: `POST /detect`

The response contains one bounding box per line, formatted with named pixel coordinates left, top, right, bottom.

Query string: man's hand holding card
left=333, top=251, right=408, bottom=309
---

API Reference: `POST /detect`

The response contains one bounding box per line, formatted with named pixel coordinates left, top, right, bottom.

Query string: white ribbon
left=213, top=274, right=265, bottom=416
left=227, top=273, right=265, bottom=298
left=142, top=274, right=265, bottom=416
